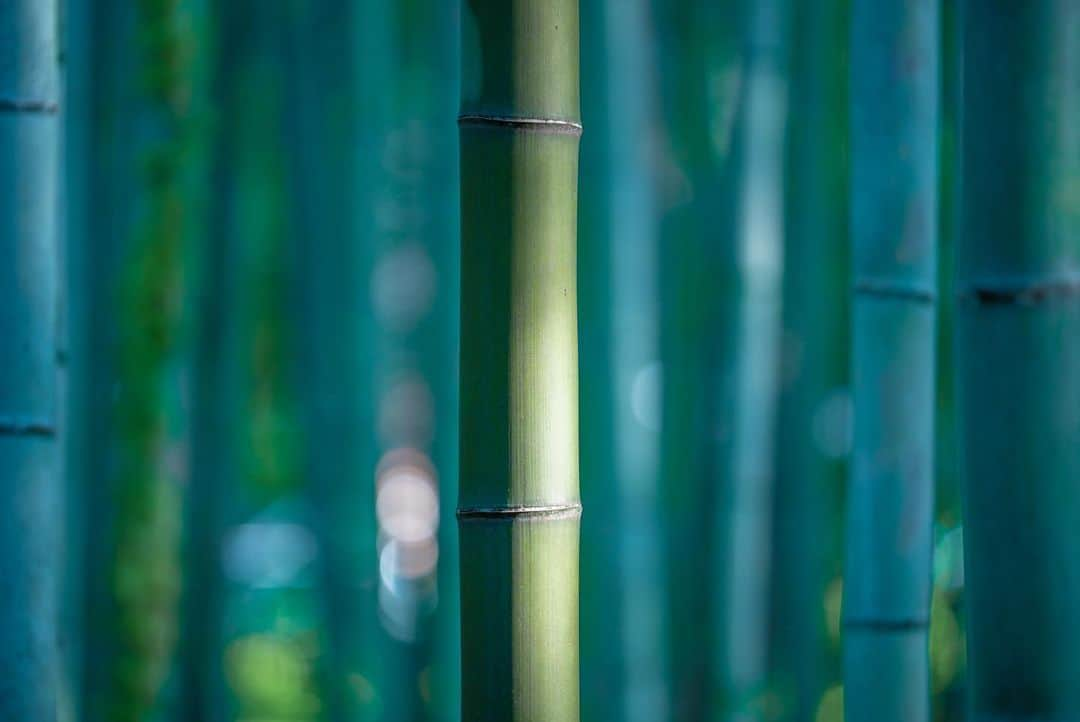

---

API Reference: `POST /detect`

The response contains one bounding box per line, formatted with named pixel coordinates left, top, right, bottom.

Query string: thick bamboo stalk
left=0, top=0, right=62, bottom=718
left=844, top=1, right=938, bottom=721
left=579, top=0, right=666, bottom=720
left=768, top=0, right=848, bottom=719
left=957, top=2, right=1080, bottom=719
left=458, top=1, right=581, bottom=719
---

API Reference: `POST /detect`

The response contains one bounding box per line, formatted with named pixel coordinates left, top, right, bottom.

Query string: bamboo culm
left=768, top=0, right=849, bottom=717
left=957, top=2, right=1080, bottom=719
left=843, top=1, right=939, bottom=721
left=458, top=0, right=581, bottom=719
left=579, top=0, right=667, bottom=720
left=717, top=1, right=790, bottom=715
left=0, top=1, right=62, bottom=718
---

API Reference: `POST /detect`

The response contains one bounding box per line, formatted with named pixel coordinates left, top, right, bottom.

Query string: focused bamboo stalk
left=0, top=1, right=62, bottom=718
left=458, top=0, right=581, bottom=719
left=957, top=2, right=1080, bottom=718
left=843, top=1, right=939, bottom=720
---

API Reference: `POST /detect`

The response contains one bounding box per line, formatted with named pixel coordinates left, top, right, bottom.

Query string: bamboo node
left=853, top=281, right=935, bottom=304
left=457, top=114, right=583, bottom=136
left=0, top=97, right=60, bottom=114
left=960, top=279, right=1080, bottom=306
left=843, top=617, right=928, bottom=631
left=457, top=502, right=582, bottom=521
left=0, top=415, right=57, bottom=438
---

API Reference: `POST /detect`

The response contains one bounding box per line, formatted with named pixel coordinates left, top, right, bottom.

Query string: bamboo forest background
left=7, top=0, right=1048, bottom=719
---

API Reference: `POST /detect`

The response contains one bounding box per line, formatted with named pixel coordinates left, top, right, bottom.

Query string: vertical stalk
left=285, top=2, right=380, bottom=720
left=652, top=2, right=739, bottom=716
left=458, top=0, right=581, bottom=719
left=0, top=0, right=61, bottom=718
left=717, top=1, right=790, bottom=716
left=843, top=1, right=938, bottom=721
left=957, top=2, right=1080, bottom=719
left=579, top=0, right=667, bottom=720
left=767, top=0, right=849, bottom=718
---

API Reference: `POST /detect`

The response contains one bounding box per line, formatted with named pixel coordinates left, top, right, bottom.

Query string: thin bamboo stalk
left=652, top=2, right=739, bottom=716
left=579, top=0, right=667, bottom=720
left=0, top=0, right=62, bottom=718
left=767, top=0, right=848, bottom=719
left=717, top=1, right=790, bottom=716
left=458, top=0, right=581, bottom=719
left=843, top=1, right=939, bottom=720
left=957, top=2, right=1080, bottom=719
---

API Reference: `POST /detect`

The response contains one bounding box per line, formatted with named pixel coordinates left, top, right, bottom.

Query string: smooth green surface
left=0, top=0, right=61, bottom=718
left=459, top=518, right=580, bottom=721
left=459, top=1, right=581, bottom=719
left=459, top=129, right=580, bottom=512
left=958, top=3, right=1080, bottom=718
left=845, top=1, right=938, bottom=721
left=462, top=0, right=579, bottom=122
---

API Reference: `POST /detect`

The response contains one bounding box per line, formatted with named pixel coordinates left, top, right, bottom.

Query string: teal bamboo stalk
left=284, top=2, right=382, bottom=719
left=579, top=0, right=667, bottom=720
left=957, top=2, right=1080, bottom=719
left=422, top=1, right=463, bottom=718
left=843, top=1, right=938, bottom=720
left=767, top=0, right=849, bottom=718
left=0, top=0, right=62, bottom=718
left=652, top=2, right=739, bottom=716
left=77, top=0, right=204, bottom=718
left=717, top=1, right=790, bottom=716
left=458, top=0, right=581, bottom=719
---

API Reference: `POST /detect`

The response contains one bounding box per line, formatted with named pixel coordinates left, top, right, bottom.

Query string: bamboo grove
left=0, top=0, right=1075, bottom=721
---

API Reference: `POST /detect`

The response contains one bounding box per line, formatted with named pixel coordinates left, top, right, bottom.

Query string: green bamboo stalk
left=0, top=0, right=62, bottom=718
left=579, top=0, right=667, bottom=720
left=767, top=0, right=849, bottom=718
left=652, top=2, right=739, bottom=716
left=843, top=1, right=938, bottom=720
left=957, top=2, right=1080, bottom=719
left=87, top=1, right=202, bottom=718
left=716, top=2, right=790, bottom=716
left=458, top=1, right=581, bottom=719
left=421, top=2, right=463, bottom=718
left=284, top=2, right=381, bottom=720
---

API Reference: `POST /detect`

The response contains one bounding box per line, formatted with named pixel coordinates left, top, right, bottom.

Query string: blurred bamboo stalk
left=957, top=2, right=1080, bottom=718
left=458, top=0, right=582, bottom=718
left=579, top=0, right=667, bottom=720
left=767, top=0, right=849, bottom=719
left=843, top=1, right=939, bottom=720
left=0, top=0, right=62, bottom=718
left=716, top=0, right=790, bottom=716
left=69, top=0, right=208, bottom=718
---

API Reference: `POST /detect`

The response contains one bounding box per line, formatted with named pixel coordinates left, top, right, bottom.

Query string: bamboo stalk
left=458, top=1, right=581, bottom=719
left=717, top=2, right=790, bottom=716
left=843, top=1, right=939, bottom=720
left=768, top=0, right=848, bottom=718
left=579, top=0, right=667, bottom=720
left=957, top=2, right=1080, bottom=719
left=0, top=0, right=62, bottom=718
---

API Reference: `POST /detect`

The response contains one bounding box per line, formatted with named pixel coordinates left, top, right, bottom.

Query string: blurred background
left=59, top=0, right=965, bottom=721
